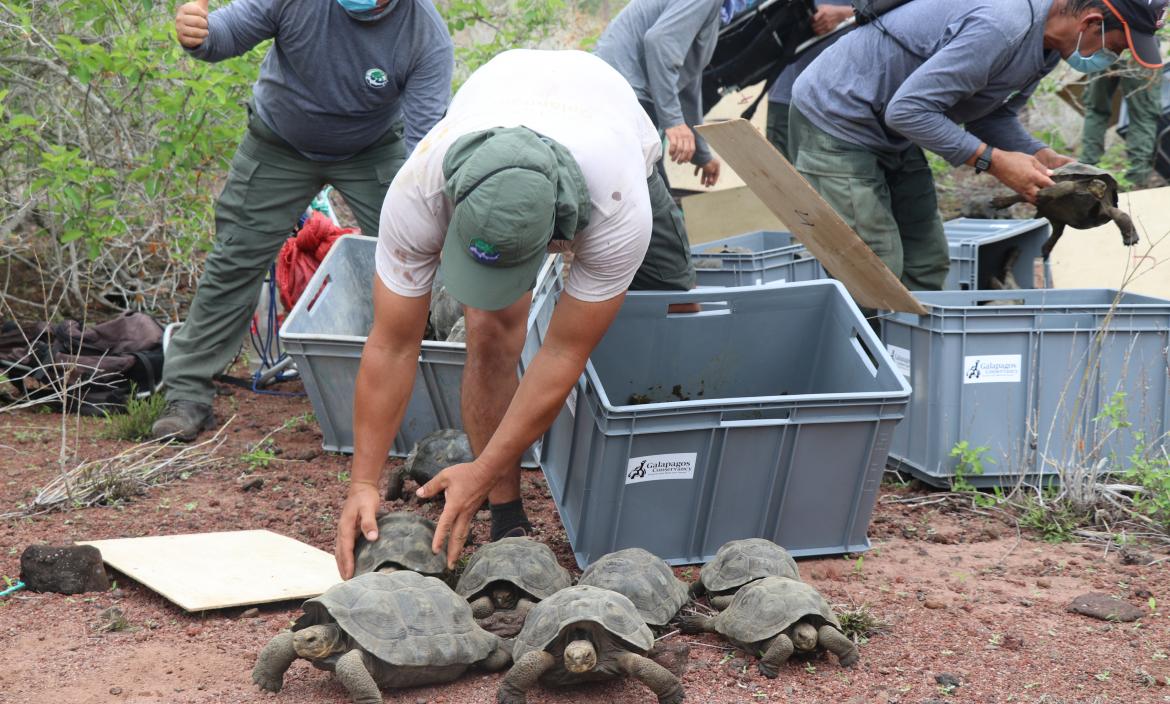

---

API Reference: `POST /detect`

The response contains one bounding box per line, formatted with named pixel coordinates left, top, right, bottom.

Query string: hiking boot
left=151, top=400, right=215, bottom=442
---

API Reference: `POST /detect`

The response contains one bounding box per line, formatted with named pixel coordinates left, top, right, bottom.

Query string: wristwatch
left=973, top=145, right=994, bottom=174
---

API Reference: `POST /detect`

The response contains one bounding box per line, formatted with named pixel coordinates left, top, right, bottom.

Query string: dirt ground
left=2, top=382, right=1168, bottom=704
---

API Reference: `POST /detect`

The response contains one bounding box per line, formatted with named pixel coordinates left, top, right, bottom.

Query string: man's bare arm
left=334, top=277, right=429, bottom=578
left=418, top=291, right=626, bottom=567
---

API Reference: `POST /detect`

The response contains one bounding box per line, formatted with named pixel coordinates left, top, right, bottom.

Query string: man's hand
left=176, top=0, right=210, bottom=49
left=988, top=150, right=1055, bottom=203
left=1034, top=147, right=1076, bottom=170
left=694, top=158, right=721, bottom=187
left=417, top=461, right=498, bottom=569
left=664, top=124, right=696, bottom=164
left=812, top=4, right=855, bottom=35
left=334, top=481, right=381, bottom=579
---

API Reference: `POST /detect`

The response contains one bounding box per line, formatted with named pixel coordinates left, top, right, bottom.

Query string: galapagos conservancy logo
left=625, top=453, right=697, bottom=485
left=963, top=355, right=1021, bottom=384
left=364, top=68, right=388, bottom=89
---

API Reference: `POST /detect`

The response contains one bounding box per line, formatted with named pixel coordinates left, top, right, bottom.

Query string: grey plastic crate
left=882, top=289, right=1170, bottom=488
left=943, top=218, right=1053, bottom=291
left=540, top=281, right=911, bottom=568
left=281, top=235, right=563, bottom=465
left=691, top=230, right=825, bottom=286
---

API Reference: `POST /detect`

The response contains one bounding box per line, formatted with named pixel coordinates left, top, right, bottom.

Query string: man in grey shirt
left=765, top=0, right=853, bottom=160
left=155, top=0, right=453, bottom=441
left=790, top=0, right=1166, bottom=295
left=596, top=0, right=723, bottom=189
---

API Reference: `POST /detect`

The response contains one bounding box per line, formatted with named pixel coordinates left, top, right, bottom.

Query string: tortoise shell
left=699, top=538, right=800, bottom=593
left=710, top=576, right=841, bottom=644
left=353, top=512, right=447, bottom=577
left=577, top=548, right=688, bottom=626
left=512, top=585, right=653, bottom=661
left=455, top=537, right=571, bottom=602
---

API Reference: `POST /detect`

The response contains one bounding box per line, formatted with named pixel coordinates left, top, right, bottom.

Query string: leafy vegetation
left=101, top=390, right=166, bottom=441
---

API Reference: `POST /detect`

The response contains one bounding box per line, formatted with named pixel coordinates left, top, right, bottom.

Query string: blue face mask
left=337, top=0, right=394, bottom=21
left=1064, top=22, right=1119, bottom=73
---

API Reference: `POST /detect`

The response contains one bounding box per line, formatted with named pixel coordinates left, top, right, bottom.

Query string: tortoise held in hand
left=691, top=538, right=800, bottom=610
left=498, top=585, right=684, bottom=704
left=385, top=429, right=474, bottom=501
left=991, top=163, right=1138, bottom=259
left=252, top=571, right=510, bottom=704
left=352, top=512, right=447, bottom=578
left=577, top=547, right=690, bottom=628
left=680, top=576, right=857, bottom=678
left=454, top=536, right=572, bottom=637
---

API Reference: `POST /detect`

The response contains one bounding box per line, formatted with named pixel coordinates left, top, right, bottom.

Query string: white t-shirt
left=375, top=49, right=663, bottom=303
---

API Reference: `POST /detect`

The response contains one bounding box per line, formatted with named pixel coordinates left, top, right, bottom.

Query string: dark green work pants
left=1081, top=60, right=1161, bottom=186
left=788, top=106, right=949, bottom=293
left=163, top=108, right=405, bottom=404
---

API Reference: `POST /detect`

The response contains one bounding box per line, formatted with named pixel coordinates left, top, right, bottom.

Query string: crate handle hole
left=305, top=274, right=332, bottom=313
left=850, top=331, right=879, bottom=377
left=666, top=301, right=731, bottom=317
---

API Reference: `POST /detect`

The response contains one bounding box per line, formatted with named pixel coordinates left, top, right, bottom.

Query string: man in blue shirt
left=154, top=0, right=453, bottom=441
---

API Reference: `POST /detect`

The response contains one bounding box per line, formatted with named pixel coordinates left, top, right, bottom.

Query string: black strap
left=742, top=71, right=781, bottom=121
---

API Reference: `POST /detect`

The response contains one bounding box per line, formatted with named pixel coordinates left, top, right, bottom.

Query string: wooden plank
left=81, top=530, right=340, bottom=612
left=695, top=119, right=927, bottom=315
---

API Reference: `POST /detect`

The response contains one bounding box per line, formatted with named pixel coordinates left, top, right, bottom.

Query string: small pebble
left=109, top=687, right=122, bottom=695
left=935, top=672, right=961, bottom=689
left=240, top=477, right=263, bottom=492
left=185, top=625, right=202, bottom=637
left=240, top=608, right=260, bottom=619
left=924, top=594, right=948, bottom=610
left=1037, top=578, right=1052, bottom=589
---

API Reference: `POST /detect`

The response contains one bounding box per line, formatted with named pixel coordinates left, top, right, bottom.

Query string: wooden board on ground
left=1050, top=186, right=1170, bottom=298
left=695, top=119, right=927, bottom=314
left=81, top=530, right=341, bottom=612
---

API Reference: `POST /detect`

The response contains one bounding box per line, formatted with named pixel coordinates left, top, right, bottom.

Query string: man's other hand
left=812, top=4, right=854, bottom=35
left=176, top=0, right=210, bottom=49
left=333, top=480, right=380, bottom=579
left=694, top=158, right=721, bottom=187
left=665, top=124, right=696, bottom=164
left=417, top=461, right=498, bottom=569
left=989, top=150, right=1055, bottom=204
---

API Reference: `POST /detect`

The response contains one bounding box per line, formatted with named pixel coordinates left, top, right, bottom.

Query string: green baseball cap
left=440, top=127, right=590, bottom=311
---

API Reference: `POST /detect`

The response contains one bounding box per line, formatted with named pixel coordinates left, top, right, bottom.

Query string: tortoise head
left=1087, top=179, right=1108, bottom=200
left=791, top=621, right=818, bottom=652
left=491, top=582, right=519, bottom=610
left=293, top=624, right=345, bottom=660
left=563, top=638, right=598, bottom=673
left=376, top=564, right=401, bottom=575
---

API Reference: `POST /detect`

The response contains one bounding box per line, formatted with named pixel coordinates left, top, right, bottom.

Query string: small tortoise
left=990, top=163, right=1138, bottom=260
left=352, top=512, right=447, bottom=578
left=252, top=571, right=510, bottom=704
left=680, top=576, right=857, bottom=677
left=455, top=537, right=572, bottom=637
left=428, top=279, right=463, bottom=340
left=691, top=538, right=800, bottom=610
left=498, top=584, right=684, bottom=704
left=385, top=429, right=474, bottom=501
left=447, top=316, right=467, bottom=343
left=577, top=547, right=689, bottom=627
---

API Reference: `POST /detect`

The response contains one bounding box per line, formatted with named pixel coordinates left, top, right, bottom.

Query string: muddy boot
left=151, top=400, right=214, bottom=442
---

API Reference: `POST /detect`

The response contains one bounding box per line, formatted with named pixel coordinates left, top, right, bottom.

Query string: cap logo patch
left=468, top=238, right=501, bottom=264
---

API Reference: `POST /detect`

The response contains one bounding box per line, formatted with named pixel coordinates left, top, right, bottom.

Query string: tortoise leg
left=252, top=631, right=297, bottom=693
left=758, top=634, right=793, bottom=679
left=497, top=650, right=555, bottom=704
left=470, top=595, right=495, bottom=619
left=678, top=614, right=715, bottom=634
left=513, top=598, right=536, bottom=620
left=989, top=193, right=1027, bottom=210
left=818, top=625, right=859, bottom=667
left=1040, top=221, right=1066, bottom=260
left=1105, top=205, right=1139, bottom=246
left=618, top=652, right=685, bottom=704
left=479, top=642, right=513, bottom=672
left=384, top=466, right=406, bottom=501
left=334, top=649, right=382, bottom=704
left=709, top=594, right=734, bottom=611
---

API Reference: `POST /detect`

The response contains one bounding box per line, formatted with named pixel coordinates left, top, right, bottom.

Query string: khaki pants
left=163, top=107, right=405, bottom=404
left=788, top=106, right=949, bottom=294
left=1081, top=60, right=1160, bottom=186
